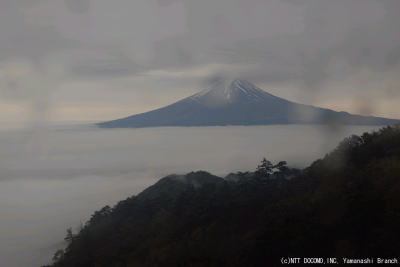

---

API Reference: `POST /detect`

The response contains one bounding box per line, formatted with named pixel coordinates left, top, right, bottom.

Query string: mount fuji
left=97, top=79, right=399, bottom=128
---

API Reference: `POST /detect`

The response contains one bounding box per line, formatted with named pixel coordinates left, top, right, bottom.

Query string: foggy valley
left=0, top=124, right=379, bottom=266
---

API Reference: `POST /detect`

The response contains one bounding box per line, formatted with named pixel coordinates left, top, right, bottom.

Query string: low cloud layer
left=0, top=125, right=380, bottom=266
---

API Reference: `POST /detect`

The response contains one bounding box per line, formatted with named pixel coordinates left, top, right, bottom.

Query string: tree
left=274, top=161, right=288, bottom=173
left=88, top=205, right=112, bottom=225
left=64, top=227, right=74, bottom=244
left=52, top=249, right=64, bottom=263
left=256, top=159, right=291, bottom=179
left=256, top=158, right=274, bottom=178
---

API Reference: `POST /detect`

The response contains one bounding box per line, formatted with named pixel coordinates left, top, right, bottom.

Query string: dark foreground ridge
left=46, top=125, right=400, bottom=267
left=97, top=79, right=399, bottom=128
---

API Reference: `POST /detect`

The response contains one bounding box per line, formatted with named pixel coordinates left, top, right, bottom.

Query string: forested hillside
left=46, top=126, right=400, bottom=267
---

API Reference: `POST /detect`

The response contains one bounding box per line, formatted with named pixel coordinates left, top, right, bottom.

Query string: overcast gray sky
left=0, top=0, right=399, bottom=124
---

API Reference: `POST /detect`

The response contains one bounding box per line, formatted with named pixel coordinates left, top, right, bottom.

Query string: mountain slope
left=97, top=79, right=398, bottom=128
left=46, top=126, right=400, bottom=267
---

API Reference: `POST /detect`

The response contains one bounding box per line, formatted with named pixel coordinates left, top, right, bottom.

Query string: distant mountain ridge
left=98, top=79, right=399, bottom=128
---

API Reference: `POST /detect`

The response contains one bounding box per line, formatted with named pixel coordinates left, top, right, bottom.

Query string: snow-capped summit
left=190, top=79, right=280, bottom=106
left=97, top=79, right=399, bottom=128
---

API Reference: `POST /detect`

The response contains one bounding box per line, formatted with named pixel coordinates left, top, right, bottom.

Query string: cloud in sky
left=0, top=0, right=399, bottom=123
